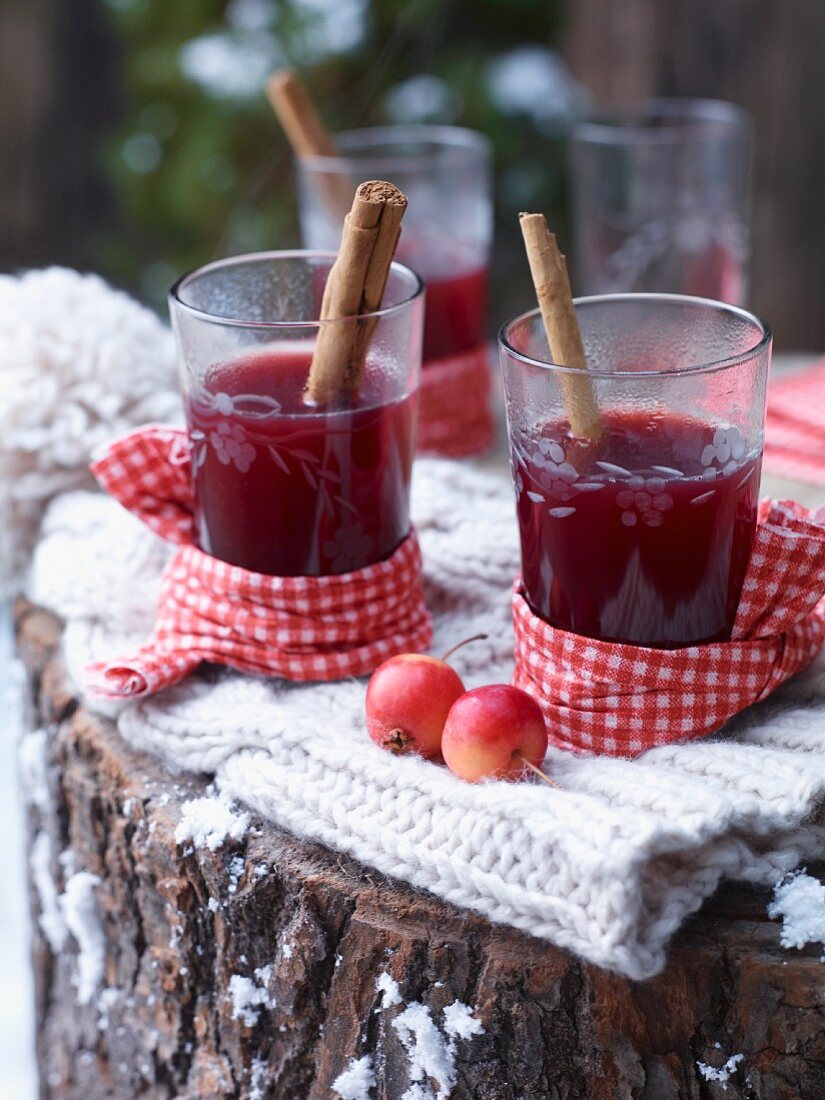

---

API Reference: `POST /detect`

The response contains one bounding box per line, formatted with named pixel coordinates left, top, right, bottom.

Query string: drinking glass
left=169, top=251, right=424, bottom=576
left=499, top=293, right=771, bottom=647
left=296, top=125, right=492, bottom=375
left=570, top=99, right=752, bottom=304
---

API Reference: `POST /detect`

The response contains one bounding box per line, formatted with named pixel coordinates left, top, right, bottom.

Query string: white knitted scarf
left=29, top=464, right=825, bottom=981
left=7, top=268, right=823, bottom=980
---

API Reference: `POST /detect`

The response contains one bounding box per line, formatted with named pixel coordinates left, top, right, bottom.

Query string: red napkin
left=417, top=345, right=494, bottom=457
left=512, top=501, right=825, bottom=757
left=765, top=357, right=825, bottom=485
left=86, top=426, right=432, bottom=698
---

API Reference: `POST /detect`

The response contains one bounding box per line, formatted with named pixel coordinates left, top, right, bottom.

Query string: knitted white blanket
left=29, top=464, right=825, bottom=981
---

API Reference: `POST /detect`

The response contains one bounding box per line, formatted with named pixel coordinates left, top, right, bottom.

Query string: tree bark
left=15, top=601, right=825, bottom=1100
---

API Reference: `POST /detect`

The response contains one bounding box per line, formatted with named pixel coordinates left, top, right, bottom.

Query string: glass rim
left=168, top=249, right=425, bottom=330
left=498, top=293, right=772, bottom=380
left=297, top=124, right=492, bottom=173
left=571, top=97, right=750, bottom=146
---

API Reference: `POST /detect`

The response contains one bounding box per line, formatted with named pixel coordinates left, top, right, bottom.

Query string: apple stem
left=440, top=633, right=489, bottom=663
left=517, top=754, right=560, bottom=789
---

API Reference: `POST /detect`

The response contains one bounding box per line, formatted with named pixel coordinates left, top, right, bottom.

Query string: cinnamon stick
left=266, top=68, right=353, bottom=219
left=519, top=212, right=602, bottom=440
left=266, top=68, right=337, bottom=158
left=306, top=180, right=408, bottom=404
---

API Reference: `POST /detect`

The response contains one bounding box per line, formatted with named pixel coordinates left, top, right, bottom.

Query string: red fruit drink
left=513, top=411, right=760, bottom=647
left=419, top=265, right=488, bottom=361
left=396, top=239, right=488, bottom=362
left=186, top=346, right=416, bottom=576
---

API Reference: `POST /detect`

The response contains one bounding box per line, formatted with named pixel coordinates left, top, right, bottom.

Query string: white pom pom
left=0, top=267, right=182, bottom=595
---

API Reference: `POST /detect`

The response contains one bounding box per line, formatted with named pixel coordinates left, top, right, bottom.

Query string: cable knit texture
left=29, top=463, right=825, bottom=981
left=0, top=268, right=179, bottom=596
left=10, top=268, right=825, bottom=980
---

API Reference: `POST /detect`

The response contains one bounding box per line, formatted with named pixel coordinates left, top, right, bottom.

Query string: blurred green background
left=103, top=0, right=578, bottom=318
left=3, top=0, right=825, bottom=348
left=6, top=0, right=583, bottom=330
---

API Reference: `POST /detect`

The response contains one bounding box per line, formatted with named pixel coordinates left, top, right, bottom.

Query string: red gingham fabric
left=512, top=500, right=825, bottom=758
left=765, top=356, right=825, bottom=485
left=417, top=344, right=495, bottom=457
left=86, top=426, right=432, bottom=698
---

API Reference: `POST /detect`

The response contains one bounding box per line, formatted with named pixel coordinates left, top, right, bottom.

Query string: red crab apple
left=365, top=635, right=486, bottom=759
left=441, top=685, right=552, bottom=783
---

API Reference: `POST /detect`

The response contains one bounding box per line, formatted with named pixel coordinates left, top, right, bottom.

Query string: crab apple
left=365, top=654, right=466, bottom=759
left=441, top=685, right=549, bottom=783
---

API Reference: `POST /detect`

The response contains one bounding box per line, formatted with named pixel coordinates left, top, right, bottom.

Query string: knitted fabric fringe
left=29, top=461, right=825, bottom=981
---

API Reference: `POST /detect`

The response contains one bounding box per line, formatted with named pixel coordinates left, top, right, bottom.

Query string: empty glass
left=570, top=99, right=752, bottom=305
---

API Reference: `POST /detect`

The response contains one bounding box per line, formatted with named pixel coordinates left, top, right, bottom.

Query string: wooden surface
left=16, top=600, right=825, bottom=1099
left=0, top=0, right=118, bottom=273
left=563, top=0, right=825, bottom=353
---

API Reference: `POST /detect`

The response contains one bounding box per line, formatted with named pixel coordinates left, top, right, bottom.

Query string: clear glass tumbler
left=169, top=251, right=424, bottom=576
left=499, top=293, right=771, bottom=647
left=570, top=99, right=752, bottom=304
left=296, top=125, right=492, bottom=369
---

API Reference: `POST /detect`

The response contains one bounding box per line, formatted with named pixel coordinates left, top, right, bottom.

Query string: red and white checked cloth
left=86, top=426, right=432, bottom=698
left=765, top=356, right=825, bottom=485
left=417, top=344, right=495, bottom=457
left=513, top=500, right=825, bottom=758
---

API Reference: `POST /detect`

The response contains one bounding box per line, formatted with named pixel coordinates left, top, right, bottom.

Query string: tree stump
left=15, top=601, right=825, bottom=1100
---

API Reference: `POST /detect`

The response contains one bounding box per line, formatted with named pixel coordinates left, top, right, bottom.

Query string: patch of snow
left=696, top=1054, right=744, bottom=1090
left=248, top=1056, right=268, bottom=1100
left=58, top=847, right=76, bottom=876
left=768, top=870, right=825, bottom=950
left=30, top=831, right=67, bottom=951
left=442, top=1001, right=484, bottom=1041
left=392, top=1003, right=456, bottom=1100
left=18, top=728, right=48, bottom=810
left=174, top=793, right=249, bottom=853
left=60, top=871, right=105, bottom=1004
left=332, top=1054, right=376, bottom=1099
left=207, top=897, right=219, bottom=913
left=228, top=854, right=246, bottom=892
left=228, top=965, right=274, bottom=1026
left=97, top=987, right=120, bottom=1030
left=376, top=971, right=402, bottom=1006
left=282, top=942, right=293, bottom=959
left=401, top=1086, right=435, bottom=1100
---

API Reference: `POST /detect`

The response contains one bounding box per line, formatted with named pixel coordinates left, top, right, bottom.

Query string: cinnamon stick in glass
left=306, top=180, right=408, bottom=404
left=266, top=68, right=353, bottom=219
left=519, top=212, right=602, bottom=440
